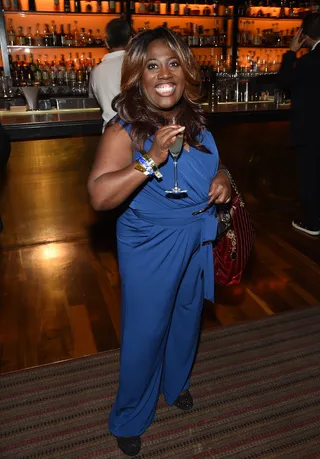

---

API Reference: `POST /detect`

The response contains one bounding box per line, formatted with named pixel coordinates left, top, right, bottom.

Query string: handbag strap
left=219, top=168, right=245, bottom=207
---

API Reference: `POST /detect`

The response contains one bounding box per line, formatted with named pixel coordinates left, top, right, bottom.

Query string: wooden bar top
left=0, top=103, right=290, bottom=141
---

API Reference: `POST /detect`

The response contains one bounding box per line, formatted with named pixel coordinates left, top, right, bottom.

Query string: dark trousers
left=295, top=143, right=320, bottom=229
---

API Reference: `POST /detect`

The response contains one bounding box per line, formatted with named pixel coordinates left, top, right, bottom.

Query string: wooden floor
left=0, top=135, right=319, bottom=375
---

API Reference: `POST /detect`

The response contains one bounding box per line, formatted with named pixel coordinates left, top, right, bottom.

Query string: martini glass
left=165, top=117, right=188, bottom=196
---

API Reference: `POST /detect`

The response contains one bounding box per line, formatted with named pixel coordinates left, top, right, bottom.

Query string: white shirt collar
left=311, top=39, right=320, bottom=51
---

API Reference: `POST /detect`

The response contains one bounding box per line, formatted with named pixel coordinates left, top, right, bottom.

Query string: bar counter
left=1, top=103, right=291, bottom=141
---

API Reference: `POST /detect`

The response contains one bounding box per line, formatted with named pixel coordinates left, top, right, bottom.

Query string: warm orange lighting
left=42, top=243, right=62, bottom=260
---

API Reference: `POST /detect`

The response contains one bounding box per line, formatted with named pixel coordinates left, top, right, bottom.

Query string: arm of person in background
left=278, top=28, right=307, bottom=89
left=88, top=71, right=95, bottom=98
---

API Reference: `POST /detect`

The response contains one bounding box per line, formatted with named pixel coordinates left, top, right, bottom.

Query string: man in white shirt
left=89, top=19, right=131, bottom=132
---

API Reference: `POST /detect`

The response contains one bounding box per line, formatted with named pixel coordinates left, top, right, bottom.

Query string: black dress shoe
left=174, top=390, right=193, bottom=410
left=116, top=436, right=141, bottom=456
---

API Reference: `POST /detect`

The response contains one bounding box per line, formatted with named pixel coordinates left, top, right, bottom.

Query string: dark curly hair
left=109, top=27, right=209, bottom=154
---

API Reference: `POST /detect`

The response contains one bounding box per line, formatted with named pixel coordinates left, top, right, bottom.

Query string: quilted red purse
left=213, top=173, right=255, bottom=286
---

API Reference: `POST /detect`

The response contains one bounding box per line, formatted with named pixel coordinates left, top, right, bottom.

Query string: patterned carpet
left=1, top=307, right=320, bottom=459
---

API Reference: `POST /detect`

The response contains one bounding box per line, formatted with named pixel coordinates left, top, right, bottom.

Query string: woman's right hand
left=148, top=125, right=185, bottom=166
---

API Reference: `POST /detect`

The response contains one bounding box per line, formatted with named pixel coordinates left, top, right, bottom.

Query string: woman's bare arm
left=87, top=123, right=148, bottom=211
left=88, top=122, right=185, bottom=211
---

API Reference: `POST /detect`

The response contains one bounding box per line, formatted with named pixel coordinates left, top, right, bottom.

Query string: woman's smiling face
left=141, top=39, right=186, bottom=112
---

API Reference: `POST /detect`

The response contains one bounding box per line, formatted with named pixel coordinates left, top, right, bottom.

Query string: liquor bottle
left=29, top=54, right=36, bottom=74
left=73, top=21, right=80, bottom=46
left=184, top=1, right=191, bottom=14
left=154, top=0, right=161, bottom=13
left=191, top=1, right=200, bottom=15
left=86, top=52, right=93, bottom=71
left=219, top=30, right=226, bottom=45
left=57, top=55, right=66, bottom=85
left=257, top=7, right=264, bottom=17
left=3, top=0, right=11, bottom=11
left=26, top=27, right=34, bottom=46
left=34, top=24, right=44, bottom=46
left=51, top=21, right=58, bottom=46
left=85, top=0, right=92, bottom=11
left=7, top=19, right=16, bottom=46
left=129, top=0, right=135, bottom=13
left=12, top=0, right=22, bottom=10
left=212, top=0, right=219, bottom=16
left=87, top=29, right=94, bottom=45
left=166, top=0, right=171, bottom=13
left=96, top=0, right=102, bottom=12
left=203, top=0, right=210, bottom=15
left=67, top=52, right=73, bottom=68
left=17, top=26, right=26, bottom=46
left=28, top=0, right=36, bottom=11
left=173, top=0, right=179, bottom=15
left=42, top=55, right=51, bottom=86
left=54, top=0, right=60, bottom=11
left=74, top=0, right=81, bottom=12
left=213, top=25, right=219, bottom=45
left=95, top=29, right=103, bottom=46
left=148, top=0, right=155, bottom=13
left=33, top=57, right=42, bottom=84
left=60, top=24, right=67, bottom=46
left=139, top=0, right=147, bottom=13
left=80, top=28, right=87, bottom=46
left=279, top=0, right=286, bottom=17
left=44, top=24, right=53, bottom=46
left=65, top=24, right=73, bottom=46
left=64, top=0, right=71, bottom=12
left=23, top=58, right=33, bottom=86
left=50, top=56, right=58, bottom=85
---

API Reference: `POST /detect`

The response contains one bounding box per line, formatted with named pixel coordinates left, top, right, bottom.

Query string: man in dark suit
left=278, top=13, right=320, bottom=237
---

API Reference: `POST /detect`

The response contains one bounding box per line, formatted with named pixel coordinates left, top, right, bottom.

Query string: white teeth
left=155, top=84, right=176, bottom=95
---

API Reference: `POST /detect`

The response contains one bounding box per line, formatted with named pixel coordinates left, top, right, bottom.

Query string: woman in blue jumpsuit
left=88, top=27, right=231, bottom=456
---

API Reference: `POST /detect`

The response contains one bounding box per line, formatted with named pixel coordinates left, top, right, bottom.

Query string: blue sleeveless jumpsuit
left=108, top=123, right=219, bottom=437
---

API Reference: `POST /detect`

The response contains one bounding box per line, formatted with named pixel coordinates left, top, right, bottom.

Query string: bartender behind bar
left=89, top=19, right=131, bottom=133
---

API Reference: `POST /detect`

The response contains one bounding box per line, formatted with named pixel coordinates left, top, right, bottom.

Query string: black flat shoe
left=117, top=436, right=141, bottom=456
left=174, top=390, right=193, bottom=411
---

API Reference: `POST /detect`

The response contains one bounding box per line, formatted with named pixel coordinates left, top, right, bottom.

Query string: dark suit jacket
left=278, top=42, right=320, bottom=145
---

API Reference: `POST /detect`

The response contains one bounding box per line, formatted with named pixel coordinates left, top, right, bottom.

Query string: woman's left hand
left=208, top=170, right=232, bottom=205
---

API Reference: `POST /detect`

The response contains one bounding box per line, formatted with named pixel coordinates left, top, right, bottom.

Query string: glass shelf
left=239, top=16, right=302, bottom=20
left=2, top=10, right=121, bottom=15
left=238, top=45, right=290, bottom=48
left=7, top=45, right=106, bottom=48
left=131, top=13, right=232, bottom=18
left=190, top=45, right=231, bottom=48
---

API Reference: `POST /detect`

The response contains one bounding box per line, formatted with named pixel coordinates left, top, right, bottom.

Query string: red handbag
left=213, top=174, right=255, bottom=286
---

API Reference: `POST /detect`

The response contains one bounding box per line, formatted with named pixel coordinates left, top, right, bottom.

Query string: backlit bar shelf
left=3, top=10, right=120, bottom=15
left=8, top=45, right=106, bottom=48
left=131, top=14, right=232, bottom=19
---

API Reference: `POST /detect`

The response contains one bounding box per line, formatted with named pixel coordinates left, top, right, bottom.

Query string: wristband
left=134, top=159, right=150, bottom=176
left=136, top=156, right=154, bottom=176
left=142, top=154, right=163, bottom=180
